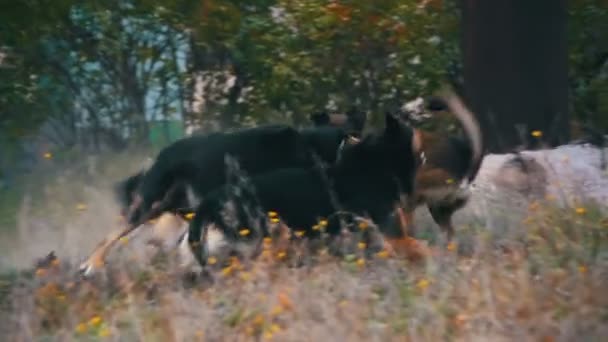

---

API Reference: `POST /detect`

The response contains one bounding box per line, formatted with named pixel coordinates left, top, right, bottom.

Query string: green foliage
left=568, top=0, right=608, bottom=131
left=232, top=0, right=460, bottom=124
left=0, top=0, right=607, bottom=155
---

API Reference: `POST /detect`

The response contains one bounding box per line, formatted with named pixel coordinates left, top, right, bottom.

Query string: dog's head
left=115, top=166, right=186, bottom=227
left=336, top=112, right=421, bottom=195
left=401, top=96, right=449, bottom=126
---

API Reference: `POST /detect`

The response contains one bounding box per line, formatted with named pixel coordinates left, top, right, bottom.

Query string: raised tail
left=439, top=90, right=484, bottom=182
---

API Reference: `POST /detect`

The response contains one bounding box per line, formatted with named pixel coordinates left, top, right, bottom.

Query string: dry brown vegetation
left=1, top=151, right=607, bottom=342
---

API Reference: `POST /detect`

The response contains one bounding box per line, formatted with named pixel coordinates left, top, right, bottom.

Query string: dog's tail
left=440, top=90, right=484, bottom=182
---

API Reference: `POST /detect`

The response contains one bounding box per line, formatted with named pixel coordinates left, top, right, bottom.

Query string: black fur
left=186, top=113, right=418, bottom=267
left=117, top=124, right=348, bottom=227
left=309, top=111, right=331, bottom=127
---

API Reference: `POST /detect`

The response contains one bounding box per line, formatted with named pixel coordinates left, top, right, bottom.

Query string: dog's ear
left=310, top=111, right=330, bottom=126
left=385, top=111, right=421, bottom=155
left=384, top=111, right=401, bottom=137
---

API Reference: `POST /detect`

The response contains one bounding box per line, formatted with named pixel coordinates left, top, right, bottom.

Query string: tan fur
left=401, top=90, right=484, bottom=242
left=80, top=212, right=184, bottom=276
left=438, top=89, right=484, bottom=181
left=149, top=213, right=186, bottom=244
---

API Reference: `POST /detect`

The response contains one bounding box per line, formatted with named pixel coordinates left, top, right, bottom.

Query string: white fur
left=419, top=184, right=471, bottom=205
left=177, top=224, right=229, bottom=269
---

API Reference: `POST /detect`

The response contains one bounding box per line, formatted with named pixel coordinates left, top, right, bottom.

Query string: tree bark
left=461, top=0, right=569, bottom=153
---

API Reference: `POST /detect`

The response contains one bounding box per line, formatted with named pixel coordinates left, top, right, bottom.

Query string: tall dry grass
left=0, top=151, right=607, bottom=341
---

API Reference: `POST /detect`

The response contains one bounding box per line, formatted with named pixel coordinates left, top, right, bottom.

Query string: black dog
left=115, top=124, right=355, bottom=222
left=80, top=123, right=350, bottom=275
left=113, top=108, right=367, bottom=223
left=184, top=113, right=420, bottom=268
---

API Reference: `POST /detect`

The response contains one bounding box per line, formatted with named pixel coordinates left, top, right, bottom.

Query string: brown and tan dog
left=400, top=91, right=484, bottom=242
left=334, top=91, right=483, bottom=244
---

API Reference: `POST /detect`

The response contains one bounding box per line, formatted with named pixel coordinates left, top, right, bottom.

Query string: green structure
left=148, top=120, right=185, bottom=149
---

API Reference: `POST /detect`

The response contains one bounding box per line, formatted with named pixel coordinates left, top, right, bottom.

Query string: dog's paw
left=78, top=260, right=102, bottom=277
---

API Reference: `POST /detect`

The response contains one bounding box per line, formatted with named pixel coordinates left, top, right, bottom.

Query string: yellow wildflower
left=268, top=211, right=278, bottom=218
left=295, top=230, right=305, bottom=237
left=376, top=250, right=390, bottom=259
left=207, top=256, right=217, bottom=265
left=240, top=272, right=252, bottom=281
left=447, top=242, right=457, bottom=252
left=357, top=242, right=367, bottom=250
left=270, top=323, right=281, bottom=333
left=75, top=323, right=88, bottom=334
left=445, top=178, right=454, bottom=185
left=76, top=203, right=87, bottom=211
left=221, top=266, right=233, bottom=277
left=278, top=292, right=294, bottom=310
left=416, top=278, right=430, bottom=291
left=276, top=251, right=287, bottom=260
left=43, top=152, right=53, bottom=159
left=358, top=221, right=368, bottom=230
left=270, top=217, right=280, bottom=224
left=575, top=207, right=587, bottom=215
left=531, top=130, right=543, bottom=138
left=318, top=219, right=328, bottom=227
left=98, top=326, right=111, bottom=338
left=88, top=315, right=103, bottom=327
left=270, top=305, right=283, bottom=316
left=240, top=228, right=251, bottom=236
left=263, top=331, right=273, bottom=340
left=356, top=258, right=365, bottom=267
left=184, top=212, right=195, bottom=220
left=252, top=314, right=265, bottom=326
left=578, top=265, right=587, bottom=274
left=119, top=236, right=129, bottom=244
left=312, top=224, right=321, bottom=231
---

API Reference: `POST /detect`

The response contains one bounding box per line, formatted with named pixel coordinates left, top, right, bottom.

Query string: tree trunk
left=461, top=0, right=569, bottom=153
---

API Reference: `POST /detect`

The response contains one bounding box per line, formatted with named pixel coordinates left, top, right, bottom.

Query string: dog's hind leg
left=395, top=205, right=416, bottom=238
left=79, top=223, right=141, bottom=276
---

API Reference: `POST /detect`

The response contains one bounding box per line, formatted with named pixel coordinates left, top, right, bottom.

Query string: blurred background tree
left=0, top=0, right=606, bottom=176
